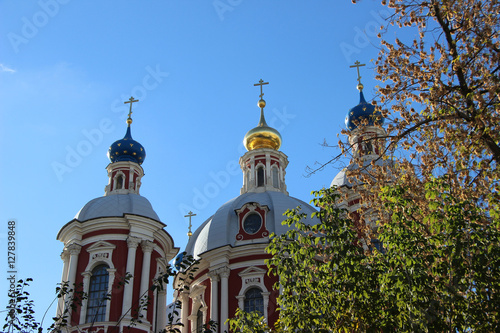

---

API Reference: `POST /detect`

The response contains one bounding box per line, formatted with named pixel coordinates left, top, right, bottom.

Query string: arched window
left=272, top=167, right=279, bottom=188
left=196, top=308, right=203, bottom=333
left=244, top=288, right=264, bottom=314
left=363, top=140, right=373, bottom=154
left=86, top=264, right=109, bottom=323
left=257, top=167, right=264, bottom=187
left=116, top=175, right=124, bottom=190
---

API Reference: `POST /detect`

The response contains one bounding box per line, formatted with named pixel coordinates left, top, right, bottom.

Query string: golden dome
left=243, top=105, right=282, bottom=151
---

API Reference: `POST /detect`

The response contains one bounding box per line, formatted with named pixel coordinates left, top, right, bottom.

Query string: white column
left=128, top=167, right=134, bottom=191
left=67, top=244, right=81, bottom=290
left=122, top=236, right=140, bottom=318
left=57, top=250, right=70, bottom=316
left=155, top=258, right=168, bottom=332
left=250, top=156, right=255, bottom=188
left=265, top=152, right=271, bottom=186
left=207, top=270, right=219, bottom=331
left=65, top=244, right=81, bottom=320
left=79, top=271, right=92, bottom=324
left=262, top=291, right=270, bottom=320
left=180, top=291, right=189, bottom=333
left=61, top=250, right=70, bottom=282
left=139, top=240, right=154, bottom=322
left=219, top=267, right=230, bottom=333
left=157, top=289, right=167, bottom=332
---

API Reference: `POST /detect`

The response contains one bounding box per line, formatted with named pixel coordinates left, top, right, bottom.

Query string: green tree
left=375, top=178, right=500, bottom=331
left=228, top=180, right=500, bottom=332
left=266, top=188, right=382, bottom=332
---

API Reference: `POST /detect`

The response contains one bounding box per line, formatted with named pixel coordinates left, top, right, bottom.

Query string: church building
left=55, top=71, right=385, bottom=332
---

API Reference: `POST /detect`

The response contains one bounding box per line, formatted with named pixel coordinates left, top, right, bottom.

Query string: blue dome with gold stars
left=345, top=90, right=384, bottom=131
left=108, top=125, right=146, bottom=165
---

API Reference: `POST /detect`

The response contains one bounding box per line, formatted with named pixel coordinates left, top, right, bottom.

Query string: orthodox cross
left=184, top=211, right=197, bottom=237
left=350, top=61, right=366, bottom=86
left=254, top=79, right=269, bottom=99
left=124, top=96, right=139, bottom=119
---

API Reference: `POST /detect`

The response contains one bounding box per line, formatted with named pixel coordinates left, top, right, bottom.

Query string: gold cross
left=254, top=79, right=269, bottom=99
left=124, top=96, right=139, bottom=119
left=349, top=61, right=366, bottom=85
left=184, top=211, right=197, bottom=237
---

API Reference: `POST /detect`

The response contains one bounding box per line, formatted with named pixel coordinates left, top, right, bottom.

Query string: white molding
left=188, top=284, right=208, bottom=333
left=58, top=215, right=178, bottom=262
left=84, top=240, right=116, bottom=273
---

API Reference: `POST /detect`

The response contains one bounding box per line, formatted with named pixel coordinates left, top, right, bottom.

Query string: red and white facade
left=56, top=93, right=319, bottom=333
left=57, top=145, right=178, bottom=333
left=173, top=102, right=318, bottom=333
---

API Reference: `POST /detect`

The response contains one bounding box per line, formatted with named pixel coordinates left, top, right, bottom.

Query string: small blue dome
left=108, top=126, right=146, bottom=164
left=174, top=252, right=185, bottom=270
left=345, top=91, right=384, bottom=131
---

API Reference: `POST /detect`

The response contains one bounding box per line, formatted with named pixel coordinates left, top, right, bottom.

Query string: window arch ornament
left=79, top=241, right=116, bottom=324
left=187, top=284, right=208, bottom=333
left=235, top=202, right=270, bottom=241
left=236, top=267, right=270, bottom=319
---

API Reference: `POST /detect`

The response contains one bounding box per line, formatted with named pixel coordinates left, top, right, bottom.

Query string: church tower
left=331, top=61, right=387, bottom=235
left=173, top=81, right=318, bottom=333
left=56, top=98, right=179, bottom=333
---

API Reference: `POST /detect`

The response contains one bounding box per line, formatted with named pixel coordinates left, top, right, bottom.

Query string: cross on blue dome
left=107, top=96, right=146, bottom=165
left=345, top=61, right=385, bottom=131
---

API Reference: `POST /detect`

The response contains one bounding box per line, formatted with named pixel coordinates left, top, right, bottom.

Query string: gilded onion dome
left=243, top=80, right=282, bottom=151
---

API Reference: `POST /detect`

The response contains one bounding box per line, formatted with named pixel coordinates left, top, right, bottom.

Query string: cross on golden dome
left=254, top=79, right=269, bottom=99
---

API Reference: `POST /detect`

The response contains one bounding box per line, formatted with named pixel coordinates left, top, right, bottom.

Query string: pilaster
left=139, top=240, right=154, bottom=322
left=122, top=236, right=141, bottom=318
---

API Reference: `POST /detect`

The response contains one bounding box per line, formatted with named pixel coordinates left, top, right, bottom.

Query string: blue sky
left=0, top=0, right=393, bottom=326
